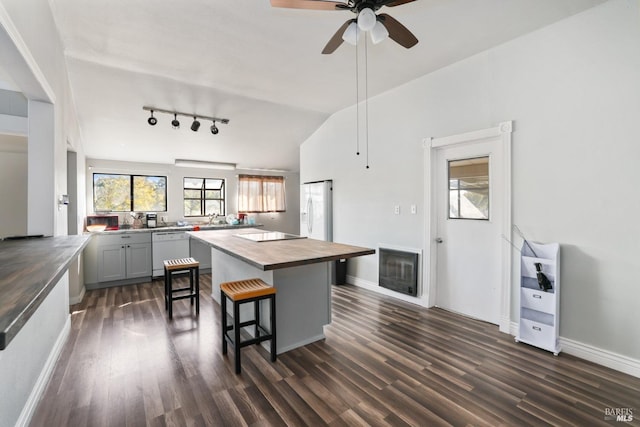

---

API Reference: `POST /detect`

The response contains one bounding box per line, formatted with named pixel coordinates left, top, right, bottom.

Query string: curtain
left=237, top=175, right=286, bottom=213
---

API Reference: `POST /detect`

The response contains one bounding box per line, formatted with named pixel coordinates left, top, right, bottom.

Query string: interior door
left=435, top=137, right=503, bottom=324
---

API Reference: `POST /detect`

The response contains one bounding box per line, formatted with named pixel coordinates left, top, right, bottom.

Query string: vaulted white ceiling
left=49, top=0, right=605, bottom=171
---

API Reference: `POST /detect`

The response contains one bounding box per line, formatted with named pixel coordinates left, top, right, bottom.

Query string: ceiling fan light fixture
left=370, top=20, right=389, bottom=44
left=342, top=21, right=360, bottom=45
left=171, top=113, right=180, bottom=129
left=191, top=116, right=200, bottom=131
left=147, top=110, right=157, bottom=126
left=357, top=8, right=376, bottom=32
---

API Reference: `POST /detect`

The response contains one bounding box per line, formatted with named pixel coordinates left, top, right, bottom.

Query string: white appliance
left=152, top=231, right=190, bottom=276
left=300, top=180, right=332, bottom=241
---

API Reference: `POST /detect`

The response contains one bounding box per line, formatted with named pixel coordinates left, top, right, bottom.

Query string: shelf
left=517, top=240, right=560, bottom=355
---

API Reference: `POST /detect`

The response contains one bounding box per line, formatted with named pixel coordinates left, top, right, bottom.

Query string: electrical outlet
left=411, top=205, right=417, bottom=214
left=394, top=205, right=400, bottom=215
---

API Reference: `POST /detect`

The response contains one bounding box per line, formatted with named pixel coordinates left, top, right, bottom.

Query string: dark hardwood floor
left=30, top=275, right=639, bottom=426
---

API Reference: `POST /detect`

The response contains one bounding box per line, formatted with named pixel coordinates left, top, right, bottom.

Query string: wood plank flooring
left=30, top=275, right=640, bottom=426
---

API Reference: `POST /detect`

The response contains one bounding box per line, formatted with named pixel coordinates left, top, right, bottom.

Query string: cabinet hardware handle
left=121, top=245, right=125, bottom=248
left=127, top=245, right=130, bottom=248
left=533, top=294, right=542, bottom=299
left=532, top=326, right=542, bottom=331
left=121, top=236, right=131, bottom=239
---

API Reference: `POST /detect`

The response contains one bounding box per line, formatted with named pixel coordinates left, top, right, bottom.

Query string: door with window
left=435, top=137, right=504, bottom=324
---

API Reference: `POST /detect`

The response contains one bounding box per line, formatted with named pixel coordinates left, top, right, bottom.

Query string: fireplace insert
left=379, top=248, right=418, bottom=296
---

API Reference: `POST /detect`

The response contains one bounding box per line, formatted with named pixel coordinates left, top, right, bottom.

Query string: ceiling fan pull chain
left=356, top=33, right=360, bottom=157
left=365, top=35, right=370, bottom=170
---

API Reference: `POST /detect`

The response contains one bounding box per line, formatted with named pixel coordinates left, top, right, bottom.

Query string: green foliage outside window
left=93, top=173, right=167, bottom=212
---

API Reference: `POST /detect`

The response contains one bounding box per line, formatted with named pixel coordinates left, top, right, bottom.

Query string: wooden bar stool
left=220, top=278, right=276, bottom=374
left=163, top=257, right=200, bottom=319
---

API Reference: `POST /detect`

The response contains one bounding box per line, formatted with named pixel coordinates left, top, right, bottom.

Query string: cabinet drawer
left=98, top=232, right=151, bottom=246
left=519, top=318, right=556, bottom=349
left=521, top=288, right=555, bottom=314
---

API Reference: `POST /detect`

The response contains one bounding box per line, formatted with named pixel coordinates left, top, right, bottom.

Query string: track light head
left=210, top=121, right=219, bottom=135
left=147, top=110, right=157, bottom=126
left=191, top=117, right=200, bottom=132
left=171, top=113, right=180, bottom=129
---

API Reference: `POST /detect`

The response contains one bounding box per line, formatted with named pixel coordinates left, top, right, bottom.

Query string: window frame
left=183, top=177, right=226, bottom=217
left=92, top=172, right=168, bottom=213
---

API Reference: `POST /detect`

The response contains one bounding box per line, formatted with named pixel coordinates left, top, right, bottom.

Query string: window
left=448, top=157, right=489, bottom=220
left=183, top=177, right=226, bottom=217
left=237, top=175, right=286, bottom=213
left=93, top=173, right=167, bottom=212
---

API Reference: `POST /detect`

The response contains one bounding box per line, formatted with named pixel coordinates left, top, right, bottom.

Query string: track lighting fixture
left=143, top=106, right=229, bottom=135
left=171, top=113, right=180, bottom=129
left=191, top=116, right=200, bottom=132
left=147, top=110, right=157, bottom=126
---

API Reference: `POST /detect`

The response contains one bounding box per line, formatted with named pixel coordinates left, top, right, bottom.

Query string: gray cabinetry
left=85, top=233, right=152, bottom=288
left=189, top=238, right=212, bottom=271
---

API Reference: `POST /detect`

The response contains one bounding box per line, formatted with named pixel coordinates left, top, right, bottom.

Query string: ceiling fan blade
left=378, top=13, right=418, bottom=49
left=322, top=19, right=353, bottom=54
left=382, top=0, right=417, bottom=6
left=270, top=0, right=347, bottom=11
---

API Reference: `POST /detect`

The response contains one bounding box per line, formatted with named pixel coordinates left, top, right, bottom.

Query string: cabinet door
left=126, top=243, right=152, bottom=278
left=98, top=244, right=126, bottom=282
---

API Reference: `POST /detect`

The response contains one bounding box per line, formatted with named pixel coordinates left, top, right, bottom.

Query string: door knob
left=435, top=237, right=443, bottom=243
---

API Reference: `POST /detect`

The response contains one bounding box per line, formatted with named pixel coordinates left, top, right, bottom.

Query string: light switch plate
left=411, top=205, right=417, bottom=214
left=394, top=205, right=400, bottom=215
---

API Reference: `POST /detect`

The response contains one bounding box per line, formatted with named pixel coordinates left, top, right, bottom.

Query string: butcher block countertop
left=188, top=228, right=375, bottom=271
left=0, top=235, right=91, bottom=350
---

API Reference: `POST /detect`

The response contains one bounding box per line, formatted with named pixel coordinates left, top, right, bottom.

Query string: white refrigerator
left=300, top=180, right=332, bottom=241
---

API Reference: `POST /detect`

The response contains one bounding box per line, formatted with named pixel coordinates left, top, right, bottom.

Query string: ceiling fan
left=270, top=0, right=419, bottom=54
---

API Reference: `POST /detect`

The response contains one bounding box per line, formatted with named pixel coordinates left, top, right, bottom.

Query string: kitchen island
left=188, top=228, right=375, bottom=353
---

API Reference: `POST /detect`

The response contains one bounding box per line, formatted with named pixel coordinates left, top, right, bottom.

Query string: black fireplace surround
left=379, top=248, right=418, bottom=296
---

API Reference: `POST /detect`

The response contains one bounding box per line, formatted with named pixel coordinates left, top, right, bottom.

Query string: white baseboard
left=511, top=321, right=639, bottom=378
left=16, top=315, right=71, bottom=427
left=346, top=275, right=430, bottom=308
left=69, top=286, right=86, bottom=305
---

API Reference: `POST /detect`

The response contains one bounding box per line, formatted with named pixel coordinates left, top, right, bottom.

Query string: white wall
left=0, top=134, right=27, bottom=238
left=301, top=0, right=640, bottom=362
left=85, top=158, right=300, bottom=235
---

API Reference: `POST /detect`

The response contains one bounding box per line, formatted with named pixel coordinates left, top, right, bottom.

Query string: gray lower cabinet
left=85, top=233, right=152, bottom=287
left=189, top=238, right=212, bottom=270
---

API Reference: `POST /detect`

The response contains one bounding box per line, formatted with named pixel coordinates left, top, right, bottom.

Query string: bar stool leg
left=221, top=290, right=228, bottom=355
left=234, top=300, right=241, bottom=374
left=164, top=268, right=169, bottom=310
left=254, top=299, right=260, bottom=344
left=270, top=294, right=277, bottom=362
left=189, top=268, right=194, bottom=306
left=168, top=271, right=173, bottom=319
left=195, top=266, right=200, bottom=315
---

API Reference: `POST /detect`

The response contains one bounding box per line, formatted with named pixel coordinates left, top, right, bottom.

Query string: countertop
left=0, top=234, right=91, bottom=350
left=188, top=228, right=375, bottom=271
left=87, top=223, right=259, bottom=235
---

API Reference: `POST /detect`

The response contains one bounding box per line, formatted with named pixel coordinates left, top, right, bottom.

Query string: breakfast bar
left=188, top=228, right=375, bottom=353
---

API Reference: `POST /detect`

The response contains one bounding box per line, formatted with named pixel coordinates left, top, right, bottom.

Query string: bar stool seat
left=164, top=257, right=200, bottom=319
left=220, top=278, right=276, bottom=374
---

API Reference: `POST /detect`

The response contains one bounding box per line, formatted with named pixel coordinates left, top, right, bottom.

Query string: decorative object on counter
left=143, top=106, right=229, bottom=135
left=131, top=212, right=145, bottom=229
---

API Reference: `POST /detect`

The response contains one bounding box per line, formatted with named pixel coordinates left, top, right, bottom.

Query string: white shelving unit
left=515, top=241, right=560, bottom=355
